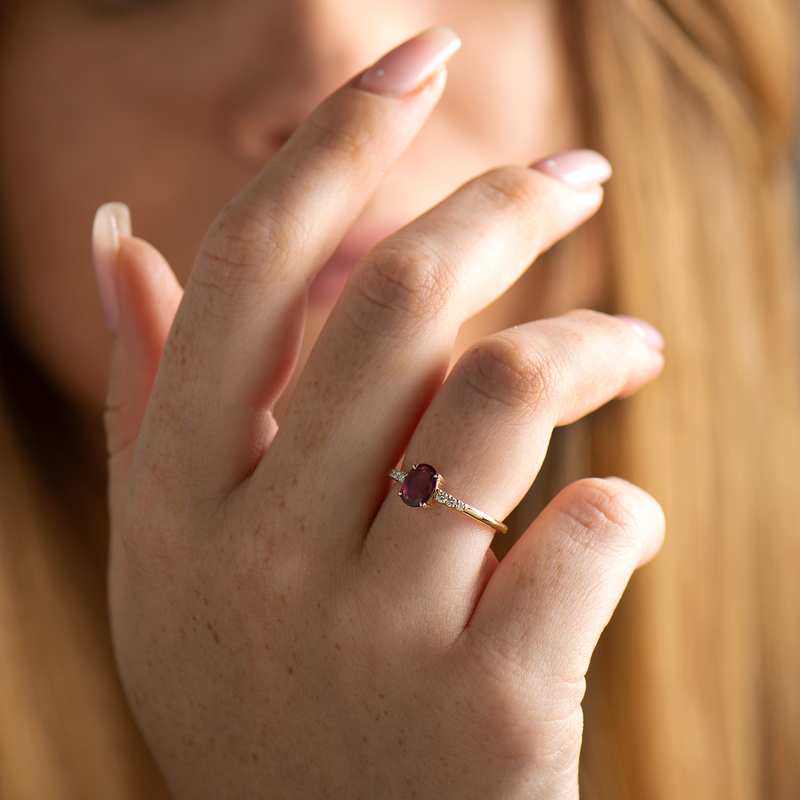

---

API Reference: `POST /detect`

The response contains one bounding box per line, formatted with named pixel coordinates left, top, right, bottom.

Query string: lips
left=309, top=224, right=400, bottom=304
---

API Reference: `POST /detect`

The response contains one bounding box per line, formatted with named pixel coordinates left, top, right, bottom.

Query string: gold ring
left=389, top=464, right=508, bottom=534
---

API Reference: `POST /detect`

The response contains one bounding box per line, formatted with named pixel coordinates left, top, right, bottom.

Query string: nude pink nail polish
left=92, top=202, right=131, bottom=335
left=531, top=150, right=613, bottom=188
left=616, top=315, right=665, bottom=351
left=358, top=27, right=461, bottom=98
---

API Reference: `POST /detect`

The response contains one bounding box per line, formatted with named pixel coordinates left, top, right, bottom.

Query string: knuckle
left=300, top=114, right=377, bottom=162
left=121, top=484, right=226, bottom=583
left=345, top=239, right=454, bottom=336
left=455, top=334, right=565, bottom=422
left=466, top=625, right=529, bottom=691
left=204, top=202, right=282, bottom=269
left=192, top=200, right=302, bottom=319
left=539, top=708, right=584, bottom=787
left=475, top=165, right=543, bottom=221
left=188, top=269, right=258, bottom=323
left=465, top=628, right=587, bottom=726
left=555, top=478, right=642, bottom=559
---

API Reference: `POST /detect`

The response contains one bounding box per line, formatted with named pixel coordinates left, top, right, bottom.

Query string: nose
left=225, top=0, right=421, bottom=169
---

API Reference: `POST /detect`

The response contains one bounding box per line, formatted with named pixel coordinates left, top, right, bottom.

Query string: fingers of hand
left=105, top=235, right=183, bottom=512
left=362, top=310, right=663, bottom=611
left=192, top=39, right=452, bottom=390
left=266, top=169, right=605, bottom=545
left=141, top=37, right=452, bottom=496
left=192, top=70, right=445, bottom=386
left=467, top=477, right=665, bottom=694
left=343, top=165, right=604, bottom=338
left=104, top=235, right=182, bottom=627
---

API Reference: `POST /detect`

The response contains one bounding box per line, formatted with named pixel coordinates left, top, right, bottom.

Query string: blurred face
left=0, top=0, right=579, bottom=422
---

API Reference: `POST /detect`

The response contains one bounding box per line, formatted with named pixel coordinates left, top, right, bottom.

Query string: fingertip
left=614, top=348, right=665, bottom=399
left=615, top=315, right=665, bottom=351
left=115, top=235, right=183, bottom=361
left=609, top=313, right=665, bottom=399
left=357, top=26, right=461, bottom=98
left=520, top=170, right=605, bottom=258
left=530, top=150, right=612, bottom=189
left=602, top=477, right=665, bottom=567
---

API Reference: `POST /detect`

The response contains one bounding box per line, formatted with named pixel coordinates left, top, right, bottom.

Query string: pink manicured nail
left=531, top=150, right=612, bottom=188
left=92, top=202, right=131, bottom=335
left=358, top=26, right=461, bottom=97
left=616, top=315, right=665, bottom=351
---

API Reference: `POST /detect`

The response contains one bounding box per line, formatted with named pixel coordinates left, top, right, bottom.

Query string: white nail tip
left=92, top=202, right=131, bottom=334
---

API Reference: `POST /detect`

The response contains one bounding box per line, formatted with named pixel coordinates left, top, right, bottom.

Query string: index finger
left=135, top=28, right=461, bottom=497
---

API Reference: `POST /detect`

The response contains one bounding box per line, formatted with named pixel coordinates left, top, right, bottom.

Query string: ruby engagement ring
left=389, top=464, right=508, bottom=534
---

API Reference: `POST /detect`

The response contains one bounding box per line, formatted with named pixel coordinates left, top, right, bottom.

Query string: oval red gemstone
left=400, top=464, right=438, bottom=508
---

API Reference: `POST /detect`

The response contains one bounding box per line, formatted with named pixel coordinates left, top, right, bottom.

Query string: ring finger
left=361, top=309, right=664, bottom=626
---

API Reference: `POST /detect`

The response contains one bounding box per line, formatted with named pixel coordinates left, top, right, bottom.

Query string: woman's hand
left=97, top=28, right=664, bottom=799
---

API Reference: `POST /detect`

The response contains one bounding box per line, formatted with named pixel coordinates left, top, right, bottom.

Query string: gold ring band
left=389, top=464, right=508, bottom=534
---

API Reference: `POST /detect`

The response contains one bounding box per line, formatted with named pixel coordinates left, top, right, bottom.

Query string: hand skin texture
left=99, top=30, right=665, bottom=800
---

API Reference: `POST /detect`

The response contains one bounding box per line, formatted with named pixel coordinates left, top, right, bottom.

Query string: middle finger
left=265, top=155, right=611, bottom=548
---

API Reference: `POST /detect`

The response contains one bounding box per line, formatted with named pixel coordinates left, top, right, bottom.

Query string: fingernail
left=92, top=202, right=131, bottom=335
left=616, top=315, right=665, bottom=351
left=531, top=150, right=613, bottom=188
left=358, top=26, right=461, bottom=97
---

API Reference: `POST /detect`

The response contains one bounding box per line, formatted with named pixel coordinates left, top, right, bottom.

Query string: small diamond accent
left=434, top=489, right=465, bottom=512
left=389, top=469, right=406, bottom=482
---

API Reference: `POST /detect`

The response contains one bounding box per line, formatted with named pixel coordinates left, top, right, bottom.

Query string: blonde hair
left=1, top=0, right=798, bottom=796
left=569, top=0, right=799, bottom=796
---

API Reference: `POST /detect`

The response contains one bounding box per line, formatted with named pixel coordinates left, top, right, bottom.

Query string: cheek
left=0, top=20, right=114, bottom=412
left=0, top=10, right=246, bottom=414
left=445, top=0, right=579, bottom=161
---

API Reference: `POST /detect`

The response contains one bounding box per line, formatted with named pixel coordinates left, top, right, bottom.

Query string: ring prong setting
left=388, top=463, right=507, bottom=534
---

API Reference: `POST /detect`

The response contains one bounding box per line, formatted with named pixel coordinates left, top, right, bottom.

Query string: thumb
left=92, top=203, right=183, bottom=612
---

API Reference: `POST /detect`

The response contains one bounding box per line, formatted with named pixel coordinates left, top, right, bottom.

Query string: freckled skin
left=1, top=1, right=666, bottom=797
